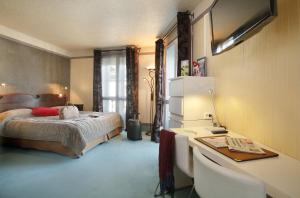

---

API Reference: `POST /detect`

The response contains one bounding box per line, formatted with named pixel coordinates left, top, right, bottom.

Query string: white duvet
left=0, top=109, right=122, bottom=155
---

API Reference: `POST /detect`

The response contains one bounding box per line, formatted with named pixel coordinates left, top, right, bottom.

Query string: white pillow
left=59, top=106, right=79, bottom=120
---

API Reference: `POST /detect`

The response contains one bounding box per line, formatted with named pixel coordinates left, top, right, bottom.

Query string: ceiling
left=0, top=0, right=200, bottom=53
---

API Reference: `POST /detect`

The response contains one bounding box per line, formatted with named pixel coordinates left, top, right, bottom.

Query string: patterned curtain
left=126, top=47, right=139, bottom=129
left=93, top=49, right=103, bottom=112
left=152, top=39, right=165, bottom=143
left=177, top=12, right=191, bottom=76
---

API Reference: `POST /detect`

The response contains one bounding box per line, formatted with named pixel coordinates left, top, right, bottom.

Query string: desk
left=171, top=127, right=300, bottom=198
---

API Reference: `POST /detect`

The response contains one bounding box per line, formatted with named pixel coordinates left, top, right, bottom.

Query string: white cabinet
left=169, top=76, right=214, bottom=128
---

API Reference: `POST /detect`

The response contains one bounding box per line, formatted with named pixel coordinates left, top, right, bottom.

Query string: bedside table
left=73, top=104, right=84, bottom=111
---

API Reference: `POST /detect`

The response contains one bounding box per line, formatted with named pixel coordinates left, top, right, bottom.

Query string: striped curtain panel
left=152, top=39, right=165, bottom=143
left=177, top=12, right=191, bottom=76
left=125, top=47, right=139, bottom=129
left=93, top=49, right=103, bottom=112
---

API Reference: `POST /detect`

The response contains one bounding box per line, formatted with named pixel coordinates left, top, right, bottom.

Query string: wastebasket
left=127, top=119, right=142, bottom=140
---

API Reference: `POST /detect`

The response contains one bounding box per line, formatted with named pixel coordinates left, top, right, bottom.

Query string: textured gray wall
left=0, top=37, right=70, bottom=95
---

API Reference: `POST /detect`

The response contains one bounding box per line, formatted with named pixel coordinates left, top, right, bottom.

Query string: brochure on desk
left=196, top=135, right=279, bottom=162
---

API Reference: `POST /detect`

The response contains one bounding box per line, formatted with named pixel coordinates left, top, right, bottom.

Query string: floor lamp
left=143, top=66, right=155, bottom=136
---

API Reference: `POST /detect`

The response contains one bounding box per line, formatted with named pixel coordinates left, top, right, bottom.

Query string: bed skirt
left=0, top=127, right=122, bottom=158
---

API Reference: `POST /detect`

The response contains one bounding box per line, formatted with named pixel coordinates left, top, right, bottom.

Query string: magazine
left=226, top=137, right=266, bottom=155
left=200, top=136, right=266, bottom=155
left=201, top=136, right=228, bottom=148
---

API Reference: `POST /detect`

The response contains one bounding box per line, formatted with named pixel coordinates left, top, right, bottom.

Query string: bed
left=0, top=93, right=122, bottom=157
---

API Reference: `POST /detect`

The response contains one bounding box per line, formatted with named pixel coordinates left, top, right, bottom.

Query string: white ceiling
left=0, top=0, right=200, bottom=54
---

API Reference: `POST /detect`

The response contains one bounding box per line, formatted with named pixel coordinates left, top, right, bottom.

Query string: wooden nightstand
left=73, top=104, right=84, bottom=111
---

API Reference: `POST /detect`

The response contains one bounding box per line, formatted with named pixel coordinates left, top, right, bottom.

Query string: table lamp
left=208, top=89, right=220, bottom=127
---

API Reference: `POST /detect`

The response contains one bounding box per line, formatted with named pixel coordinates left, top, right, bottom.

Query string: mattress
left=1, top=111, right=122, bottom=155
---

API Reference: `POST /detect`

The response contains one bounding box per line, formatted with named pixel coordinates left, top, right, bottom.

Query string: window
left=164, top=39, right=178, bottom=128
left=102, top=51, right=126, bottom=125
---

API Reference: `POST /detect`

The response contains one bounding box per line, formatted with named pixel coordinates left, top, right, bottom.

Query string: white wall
left=70, top=47, right=155, bottom=124
left=192, top=0, right=213, bottom=20
left=70, top=58, right=93, bottom=111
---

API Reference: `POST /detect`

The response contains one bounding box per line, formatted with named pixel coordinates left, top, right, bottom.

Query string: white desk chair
left=175, top=134, right=194, bottom=178
left=193, top=147, right=266, bottom=198
left=175, top=134, right=194, bottom=197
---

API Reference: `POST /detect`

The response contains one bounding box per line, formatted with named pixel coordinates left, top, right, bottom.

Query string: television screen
left=210, top=0, right=277, bottom=55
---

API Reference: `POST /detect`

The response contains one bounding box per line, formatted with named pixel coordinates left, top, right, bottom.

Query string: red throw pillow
left=32, top=107, right=59, bottom=116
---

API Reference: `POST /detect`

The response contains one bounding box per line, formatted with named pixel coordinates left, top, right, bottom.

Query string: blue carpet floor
left=0, top=132, right=197, bottom=198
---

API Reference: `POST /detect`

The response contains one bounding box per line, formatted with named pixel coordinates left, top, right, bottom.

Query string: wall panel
left=0, top=37, right=70, bottom=96
left=193, top=0, right=300, bottom=160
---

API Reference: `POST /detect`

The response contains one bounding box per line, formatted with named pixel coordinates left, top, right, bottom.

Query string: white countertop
left=171, top=127, right=300, bottom=198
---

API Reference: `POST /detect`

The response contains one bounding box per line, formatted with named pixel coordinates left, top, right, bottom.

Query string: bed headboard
left=0, top=93, right=67, bottom=113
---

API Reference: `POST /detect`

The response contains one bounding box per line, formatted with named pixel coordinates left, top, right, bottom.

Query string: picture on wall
left=180, top=60, right=190, bottom=76
left=192, top=57, right=207, bottom=77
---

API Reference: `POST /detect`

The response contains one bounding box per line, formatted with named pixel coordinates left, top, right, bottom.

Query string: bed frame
left=0, top=93, right=67, bottom=112
left=0, top=93, right=121, bottom=158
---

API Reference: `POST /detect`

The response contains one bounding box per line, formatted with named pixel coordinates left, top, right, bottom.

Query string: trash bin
left=127, top=119, right=142, bottom=140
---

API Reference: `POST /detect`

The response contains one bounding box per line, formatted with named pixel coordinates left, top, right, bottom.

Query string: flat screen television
left=210, top=0, right=277, bottom=55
